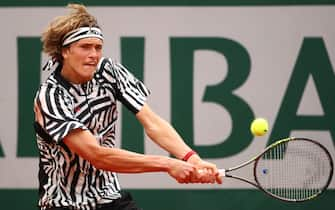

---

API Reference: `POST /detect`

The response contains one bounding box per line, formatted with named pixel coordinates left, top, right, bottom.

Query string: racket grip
left=218, top=169, right=226, bottom=177
left=198, top=169, right=226, bottom=177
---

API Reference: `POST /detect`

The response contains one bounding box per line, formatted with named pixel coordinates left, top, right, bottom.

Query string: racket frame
left=218, top=137, right=334, bottom=202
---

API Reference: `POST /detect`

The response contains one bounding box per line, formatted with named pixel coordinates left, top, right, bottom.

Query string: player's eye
left=80, top=44, right=91, bottom=49
left=95, top=45, right=102, bottom=51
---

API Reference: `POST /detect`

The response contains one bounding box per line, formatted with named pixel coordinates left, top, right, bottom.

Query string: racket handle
left=198, top=169, right=226, bottom=177
left=218, top=169, right=226, bottom=177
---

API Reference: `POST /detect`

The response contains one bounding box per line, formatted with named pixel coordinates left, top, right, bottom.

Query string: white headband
left=62, top=27, right=104, bottom=46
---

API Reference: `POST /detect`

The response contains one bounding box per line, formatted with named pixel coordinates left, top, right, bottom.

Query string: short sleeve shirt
left=34, top=57, right=150, bottom=210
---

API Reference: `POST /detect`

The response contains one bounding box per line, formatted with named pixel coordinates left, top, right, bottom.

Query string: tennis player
left=33, top=3, right=222, bottom=210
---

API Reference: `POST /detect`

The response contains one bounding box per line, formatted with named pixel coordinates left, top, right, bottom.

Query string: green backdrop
left=0, top=1, right=334, bottom=210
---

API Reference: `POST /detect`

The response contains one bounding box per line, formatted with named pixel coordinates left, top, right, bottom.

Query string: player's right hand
left=166, top=158, right=196, bottom=183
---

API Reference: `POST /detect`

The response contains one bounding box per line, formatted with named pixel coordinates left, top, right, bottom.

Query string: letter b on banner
left=171, top=37, right=254, bottom=158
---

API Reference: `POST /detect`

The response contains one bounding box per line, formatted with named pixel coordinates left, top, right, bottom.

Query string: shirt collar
left=53, top=65, right=91, bottom=96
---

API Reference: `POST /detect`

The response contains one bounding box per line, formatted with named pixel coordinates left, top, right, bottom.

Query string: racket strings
left=255, top=139, right=332, bottom=201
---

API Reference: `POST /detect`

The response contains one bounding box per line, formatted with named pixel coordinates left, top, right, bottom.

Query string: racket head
left=253, top=137, right=333, bottom=202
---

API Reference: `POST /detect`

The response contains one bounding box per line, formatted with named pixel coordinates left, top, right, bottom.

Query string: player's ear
left=61, top=46, right=70, bottom=59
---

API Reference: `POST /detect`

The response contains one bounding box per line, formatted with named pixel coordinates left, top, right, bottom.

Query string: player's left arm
left=136, top=103, right=222, bottom=184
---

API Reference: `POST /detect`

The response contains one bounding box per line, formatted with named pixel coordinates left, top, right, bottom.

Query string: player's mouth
left=83, top=62, right=97, bottom=68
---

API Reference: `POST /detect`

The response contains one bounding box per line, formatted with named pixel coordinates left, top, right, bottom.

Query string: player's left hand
left=187, top=155, right=222, bottom=184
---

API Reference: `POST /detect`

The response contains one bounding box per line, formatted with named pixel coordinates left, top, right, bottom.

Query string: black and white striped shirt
left=34, top=57, right=150, bottom=210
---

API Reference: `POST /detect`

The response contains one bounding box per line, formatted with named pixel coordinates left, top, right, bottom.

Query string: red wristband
left=182, top=150, right=197, bottom=161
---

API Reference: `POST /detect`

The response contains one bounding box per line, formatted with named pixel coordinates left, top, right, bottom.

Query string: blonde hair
left=41, top=4, right=100, bottom=62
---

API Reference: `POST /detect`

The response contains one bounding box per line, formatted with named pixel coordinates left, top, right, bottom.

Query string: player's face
left=61, top=38, right=103, bottom=84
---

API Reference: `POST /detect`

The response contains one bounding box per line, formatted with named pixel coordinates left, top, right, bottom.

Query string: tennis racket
left=216, top=137, right=333, bottom=202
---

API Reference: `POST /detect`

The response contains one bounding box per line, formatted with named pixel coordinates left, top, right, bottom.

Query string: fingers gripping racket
left=217, top=137, right=333, bottom=202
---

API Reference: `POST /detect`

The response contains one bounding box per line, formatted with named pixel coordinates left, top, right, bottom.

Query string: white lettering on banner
left=0, top=6, right=334, bottom=189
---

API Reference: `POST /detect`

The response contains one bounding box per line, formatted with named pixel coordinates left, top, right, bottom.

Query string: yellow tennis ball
left=250, top=118, right=269, bottom=136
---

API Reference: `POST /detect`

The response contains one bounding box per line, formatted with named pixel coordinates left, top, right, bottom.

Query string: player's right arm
left=62, top=127, right=196, bottom=183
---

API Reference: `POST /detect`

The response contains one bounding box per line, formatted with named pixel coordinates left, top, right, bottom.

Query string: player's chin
left=83, top=65, right=96, bottom=72
left=82, top=68, right=96, bottom=79
left=81, top=74, right=94, bottom=82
